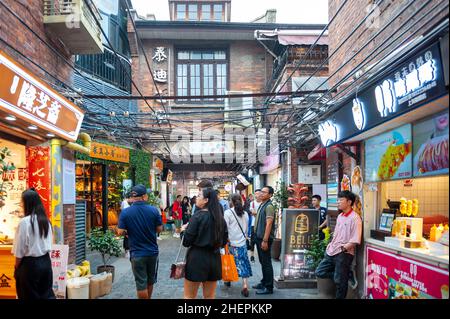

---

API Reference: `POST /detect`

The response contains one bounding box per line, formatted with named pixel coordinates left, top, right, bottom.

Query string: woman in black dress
left=181, top=187, right=228, bottom=299
left=181, top=196, right=191, bottom=224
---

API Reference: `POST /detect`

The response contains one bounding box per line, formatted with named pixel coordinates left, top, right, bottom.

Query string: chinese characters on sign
left=0, top=51, right=84, bottom=141
left=152, top=47, right=168, bottom=83
left=27, top=147, right=51, bottom=220
left=375, top=50, right=437, bottom=118
left=50, top=245, right=69, bottom=299
left=90, top=142, right=130, bottom=163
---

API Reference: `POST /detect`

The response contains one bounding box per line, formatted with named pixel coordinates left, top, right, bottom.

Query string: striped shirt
left=326, top=210, right=362, bottom=256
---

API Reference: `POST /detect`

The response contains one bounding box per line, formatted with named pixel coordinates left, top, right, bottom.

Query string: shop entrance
left=76, top=161, right=129, bottom=235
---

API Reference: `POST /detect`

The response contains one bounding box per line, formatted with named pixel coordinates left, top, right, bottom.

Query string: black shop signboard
left=279, top=209, right=320, bottom=281
left=318, top=41, right=447, bottom=147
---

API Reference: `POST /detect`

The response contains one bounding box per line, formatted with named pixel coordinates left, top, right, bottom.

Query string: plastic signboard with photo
left=279, top=209, right=320, bottom=282
left=365, top=124, right=412, bottom=182
left=51, top=244, right=69, bottom=299
left=412, top=111, right=449, bottom=177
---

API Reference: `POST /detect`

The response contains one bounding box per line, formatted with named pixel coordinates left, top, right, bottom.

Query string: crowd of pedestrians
left=10, top=180, right=361, bottom=300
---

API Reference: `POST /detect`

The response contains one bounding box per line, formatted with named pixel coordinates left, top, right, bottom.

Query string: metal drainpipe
left=50, top=138, right=64, bottom=244
left=49, top=133, right=92, bottom=244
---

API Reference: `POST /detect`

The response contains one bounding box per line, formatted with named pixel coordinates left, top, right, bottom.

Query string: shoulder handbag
left=230, top=209, right=251, bottom=250
left=170, top=238, right=186, bottom=279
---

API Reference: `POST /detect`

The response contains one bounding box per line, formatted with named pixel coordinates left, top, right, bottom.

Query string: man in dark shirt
left=252, top=186, right=276, bottom=295
left=311, top=195, right=328, bottom=240
left=118, top=184, right=162, bottom=299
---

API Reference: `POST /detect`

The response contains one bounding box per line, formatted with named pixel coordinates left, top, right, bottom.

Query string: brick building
left=0, top=0, right=103, bottom=267
left=318, top=0, right=449, bottom=299
left=128, top=0, right=326, bottom=199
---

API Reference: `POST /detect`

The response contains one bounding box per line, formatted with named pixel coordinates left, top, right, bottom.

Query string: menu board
left=365, top=124, right=412, bottom=182
left=326, top=146, right=339, bottom=211
left=413, top=111, right=449, bottom=177
left=281, top=209, right=320, bottom=280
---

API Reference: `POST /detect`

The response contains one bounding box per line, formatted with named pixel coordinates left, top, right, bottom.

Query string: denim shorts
left=130, top=255, right=159, bottom=291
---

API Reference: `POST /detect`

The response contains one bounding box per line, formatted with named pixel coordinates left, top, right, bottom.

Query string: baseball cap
left=130, top=184, right=147, bottom=197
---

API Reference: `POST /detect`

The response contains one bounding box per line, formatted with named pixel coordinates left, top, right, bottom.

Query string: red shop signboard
left=365, top=245, right=449, bottom=299
left=26, top=147, right=51, bottom=221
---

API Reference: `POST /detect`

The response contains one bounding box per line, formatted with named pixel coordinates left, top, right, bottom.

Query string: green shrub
left=88, top=228, right=122, bottom=267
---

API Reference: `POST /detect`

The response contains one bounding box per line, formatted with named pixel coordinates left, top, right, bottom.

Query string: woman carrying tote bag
left=224, top=193, right=253, bottom=297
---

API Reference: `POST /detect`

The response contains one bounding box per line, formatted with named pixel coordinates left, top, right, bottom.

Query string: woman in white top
left=224, top=193, right=253, bottom=297
left=12, top=188, right=54, bottom=299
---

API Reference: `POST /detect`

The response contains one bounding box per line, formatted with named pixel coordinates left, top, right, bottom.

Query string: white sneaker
left=157, top=237, right=162, bottom=240
left=125, top=251, right=130, bottom=258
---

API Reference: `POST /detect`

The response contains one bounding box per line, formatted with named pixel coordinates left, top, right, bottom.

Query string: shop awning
left=255, top=29, right=329, bottom=46
left=307, top=144, right=326, bottom=161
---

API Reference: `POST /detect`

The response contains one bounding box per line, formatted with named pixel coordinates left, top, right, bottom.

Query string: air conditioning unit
left=224, top=91, right=253, bottom=128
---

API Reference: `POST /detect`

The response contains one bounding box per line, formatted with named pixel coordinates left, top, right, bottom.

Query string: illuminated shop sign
left=0, top=51, right=84, bottom=141
left=317, top=41, right=446, bottom=147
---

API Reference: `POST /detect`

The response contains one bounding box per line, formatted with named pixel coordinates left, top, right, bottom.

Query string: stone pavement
left=86, top=231, right=321, bottom=299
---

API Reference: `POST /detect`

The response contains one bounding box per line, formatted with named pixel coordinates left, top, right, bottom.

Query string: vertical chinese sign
left=50, top=244, right=69, bottom=299
left=27, top=147, right=51, bottom=220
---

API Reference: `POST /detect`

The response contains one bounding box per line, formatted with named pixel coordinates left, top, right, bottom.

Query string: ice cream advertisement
left=413, top=111, right=449, bottom=177
left=366, top=246, right=449, bottom=299
left=365, top=124, right=412, bottom=182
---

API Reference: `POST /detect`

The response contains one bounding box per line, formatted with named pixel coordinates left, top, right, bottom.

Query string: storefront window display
left=0, top=138, right=26, bottom=245
left=76, top=161, right=129, bottom=234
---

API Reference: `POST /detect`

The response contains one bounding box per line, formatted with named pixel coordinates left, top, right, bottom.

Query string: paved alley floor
left=87, top=232, right=321, bottom=299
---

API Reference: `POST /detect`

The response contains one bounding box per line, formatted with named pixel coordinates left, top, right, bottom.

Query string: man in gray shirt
left=252, top=186, right=275, bottom=295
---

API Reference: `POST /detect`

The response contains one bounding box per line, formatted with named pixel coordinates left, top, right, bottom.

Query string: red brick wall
left=0, top=0, right=73, bottom=86
left=63, top=204, right=76, bottom=264
left=328, top=0, right=448, bottom=92
left=133, top=39, right=271, bottom=144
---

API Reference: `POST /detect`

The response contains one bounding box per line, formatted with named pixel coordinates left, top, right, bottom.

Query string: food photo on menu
left=413, top=111, right=449, bottom=177
left=365, top=124, right=413, bottom=182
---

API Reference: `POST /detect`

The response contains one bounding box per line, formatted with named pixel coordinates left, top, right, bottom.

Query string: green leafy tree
left=88, top=228, right=122, bottom=267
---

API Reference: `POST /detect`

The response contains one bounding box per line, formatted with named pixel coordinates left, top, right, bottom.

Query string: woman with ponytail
left=13, top=188, right=55, bottom=299
left=224, top=193, right=252, bottom=297
left=181, top=187, right=228, bottom=299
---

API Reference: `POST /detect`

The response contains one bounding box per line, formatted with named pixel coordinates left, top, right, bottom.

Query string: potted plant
left=271, top=181, right=288, bottom=260
left=88, top=227, right=122, bottom=282
left=0, top=147, right=15, bottom=209
left=305, top=228, right=334, bottom=297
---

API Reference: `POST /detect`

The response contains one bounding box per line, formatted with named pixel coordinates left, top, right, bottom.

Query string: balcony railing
left=265, top=45, right=329, bottom=93
left=43, top=0, right=103, bottom=54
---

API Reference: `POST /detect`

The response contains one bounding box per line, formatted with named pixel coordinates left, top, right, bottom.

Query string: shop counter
left=0, top=245, right=16, bottom=299
left=365, top=238, right=449, bottom=299
left=366, top=238, right=449, bottom=270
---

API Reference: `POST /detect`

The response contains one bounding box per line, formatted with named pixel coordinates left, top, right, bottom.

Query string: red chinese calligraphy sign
left=365, top=245, right=449, bottom=299
left=26, top=146, right=51, bottom=220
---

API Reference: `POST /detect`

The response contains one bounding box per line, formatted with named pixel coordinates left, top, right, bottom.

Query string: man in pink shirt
left=315, top=190, right=362, bottom=299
